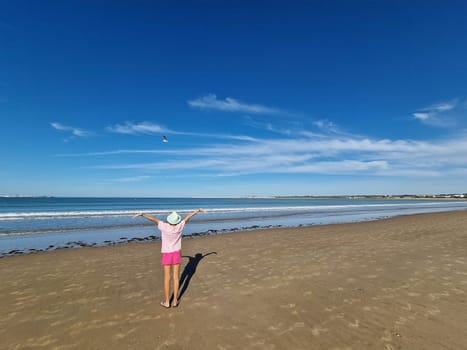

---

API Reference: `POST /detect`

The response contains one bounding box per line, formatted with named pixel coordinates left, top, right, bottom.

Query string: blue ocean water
left=1, top=197, right=466, bottom=256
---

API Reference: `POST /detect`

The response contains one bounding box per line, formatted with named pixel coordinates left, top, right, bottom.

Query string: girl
left=133, top=208, right=206, bottom=308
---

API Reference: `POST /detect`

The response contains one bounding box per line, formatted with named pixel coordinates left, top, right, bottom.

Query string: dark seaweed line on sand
left=0, top=223, right=288, bottom=258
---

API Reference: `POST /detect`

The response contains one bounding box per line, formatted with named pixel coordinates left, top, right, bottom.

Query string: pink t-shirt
left=158, top=220, right=185, bottom=253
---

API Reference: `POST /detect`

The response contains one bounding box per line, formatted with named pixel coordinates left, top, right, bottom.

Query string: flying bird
left=162, top=136, right=169, bottom=143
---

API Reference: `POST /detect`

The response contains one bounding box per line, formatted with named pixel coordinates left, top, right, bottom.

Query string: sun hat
left=167, top=211, right=181, bottom=225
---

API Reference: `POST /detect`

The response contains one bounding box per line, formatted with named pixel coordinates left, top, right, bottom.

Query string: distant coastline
left=270, top=193, right=467, bottom=200
left=1, top=194, right=465, bottom=199
left=193, top=194, right=467, bottom=200
left=0, top=195, right=54, bottom=198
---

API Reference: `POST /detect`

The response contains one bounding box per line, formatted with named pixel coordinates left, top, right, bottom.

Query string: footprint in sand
left=401, top=303, right=412, bottom=311
left=381, top=330, right=392, bottom=342
left=362, top=305, right=379, bottom=312
left=426, top=306, right=441, bottom=316
left=451, top=288, right=465, bottom=294
left=325, top=306, right=337, bottom=312
left=343, top=298, right=361, bottom=305
left=395, top=316, right=407, bottom=326
left=282, top=303, right=295, bottom=308
left=311, top=326, right=329, bottom=336
left=429, top=291, right=450, bottom=300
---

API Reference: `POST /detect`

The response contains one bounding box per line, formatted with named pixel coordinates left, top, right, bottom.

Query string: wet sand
left=1, top=210, right=466, bottom=350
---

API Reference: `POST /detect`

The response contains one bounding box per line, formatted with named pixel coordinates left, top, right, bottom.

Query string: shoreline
left=1, top=208, right=466, bottom=258
left=1, top=210, right=466, bottom=349
left=0, top=223, right=287, bottom=258
left=3, top=198, right=466, bottom=256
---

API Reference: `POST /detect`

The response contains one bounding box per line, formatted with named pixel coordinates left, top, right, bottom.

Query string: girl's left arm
left=183, top=208, right=207, bottom=223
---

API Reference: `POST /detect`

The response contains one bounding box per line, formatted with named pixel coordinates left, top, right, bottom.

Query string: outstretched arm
left=132, top=213, right=161, bottom=225
left=183, top=208, right=207, bottom=223
left=203, top=252, right=217, bottom=257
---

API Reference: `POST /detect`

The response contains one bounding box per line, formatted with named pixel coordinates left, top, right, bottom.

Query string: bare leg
left=172, top=264, right=181, bottom=306
left=162, top=265, right=171, bottom=307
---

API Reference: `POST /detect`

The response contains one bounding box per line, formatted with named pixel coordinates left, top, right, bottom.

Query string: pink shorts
left=161, top=250, right=182, bottom=266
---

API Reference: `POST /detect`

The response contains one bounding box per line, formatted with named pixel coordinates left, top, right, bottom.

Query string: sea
left=1, top=197, right=466, bottom=257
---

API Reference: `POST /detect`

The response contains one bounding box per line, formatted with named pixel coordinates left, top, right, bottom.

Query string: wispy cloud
left=188, top=94, right=288, bottom=115
left=245, top=116, right=356, bottom=140
left=84, top=125, right=467, bottom=178
left=412, top=100, right=459, bottom=127
left=106, top=121, right=169, bottom=135
left=112, top=175, right=152, bottom=182
left=105, top=121, right=258, bottom=142
left=55, top=109, right=467, bottom=180
left=51, top=122, right=92, bottom=140
left=312, top=119, right=339, bottom=133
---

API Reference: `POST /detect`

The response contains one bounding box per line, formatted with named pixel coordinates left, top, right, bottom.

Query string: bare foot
left=160, top=301, right=170, bottom=308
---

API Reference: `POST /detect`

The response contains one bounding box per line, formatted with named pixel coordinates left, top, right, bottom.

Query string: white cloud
left=245, top=115, right=353, bottom=140
left=430, top=102, right=456, bottom=112
left=105, top=121, right=258, bottom=142
left=413, top=112, right=430, bottom=121
left=412, top=99, right=460, bottom=127
left=86, top=127, right=467, bottom=179
left=188, top=94, right=286, bottom=115
left=50, top=122, right=92, bottom=139
left=112, top=175, right=152, bottom=182
left=106, top=121, right=169, bottom=135
left=312, top=119, right=338, bottom=132
left=244, top=118, right=295, bottom=136
left=55, top=111, right=467, bottom=183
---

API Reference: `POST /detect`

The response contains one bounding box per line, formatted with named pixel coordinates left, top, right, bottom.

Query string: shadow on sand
left=177, top=252, right=217, bottom=301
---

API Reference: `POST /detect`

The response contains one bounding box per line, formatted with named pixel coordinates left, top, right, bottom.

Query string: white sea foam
left=1, top=199, right=466, bottom=255
left=0, top=201, right=457, bottom=221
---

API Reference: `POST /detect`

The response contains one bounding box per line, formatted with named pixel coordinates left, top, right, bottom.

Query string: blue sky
left=1, top=0, right=467, bottom=197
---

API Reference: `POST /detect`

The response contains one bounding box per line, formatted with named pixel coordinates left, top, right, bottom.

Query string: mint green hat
left=167, top=211, right=181, bottom=225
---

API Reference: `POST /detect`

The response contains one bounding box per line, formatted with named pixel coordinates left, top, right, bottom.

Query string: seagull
left=162, top=136, right=169, bottom=143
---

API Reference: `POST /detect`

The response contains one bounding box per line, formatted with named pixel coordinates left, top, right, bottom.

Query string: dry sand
left=1, top=211, right=467, bottom=350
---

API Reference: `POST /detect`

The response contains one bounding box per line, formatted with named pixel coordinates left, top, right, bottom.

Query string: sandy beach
left=1, top=210, right=467, bottom=350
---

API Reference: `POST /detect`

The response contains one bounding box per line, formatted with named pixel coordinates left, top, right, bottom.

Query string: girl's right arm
left=132, top=213, right=161, bottom=225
